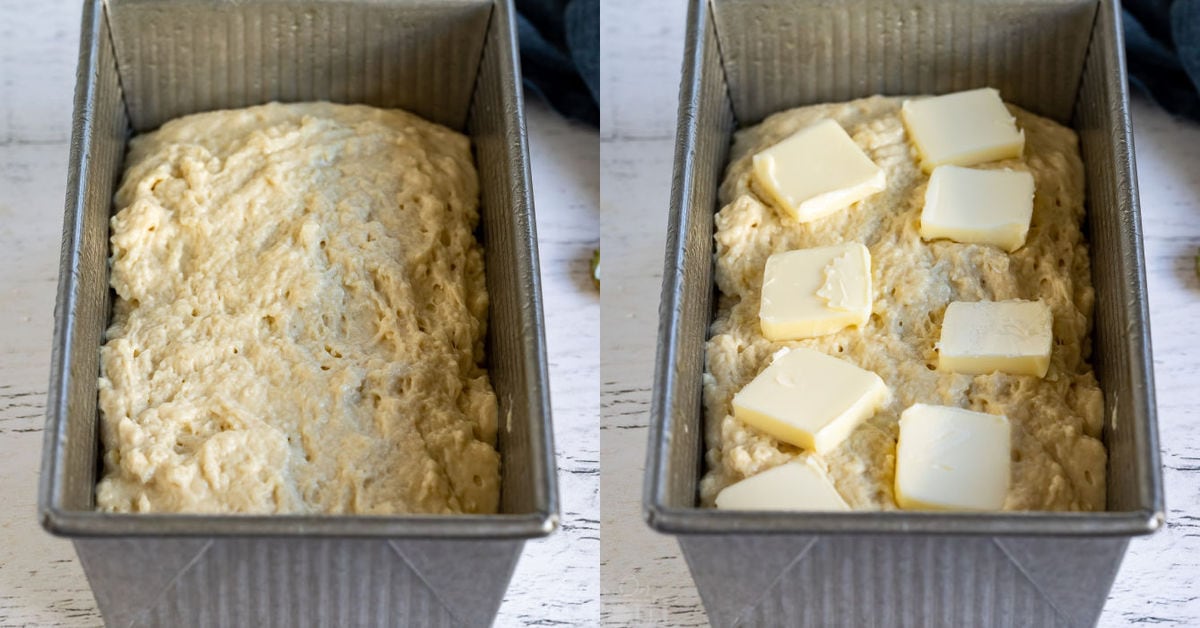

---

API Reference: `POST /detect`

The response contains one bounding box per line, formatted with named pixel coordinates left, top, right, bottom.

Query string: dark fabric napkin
left=515, top=0, right=599, bottom=127
left=1124, top=0, right=1200, bottom=121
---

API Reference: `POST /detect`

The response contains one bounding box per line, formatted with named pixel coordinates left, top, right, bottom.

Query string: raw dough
left=701, top=96, right=1106, bottom=512
left=96, top=102, right=500, bottom=515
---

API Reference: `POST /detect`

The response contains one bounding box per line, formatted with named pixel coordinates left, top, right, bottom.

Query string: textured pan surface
left=41, top=0, right=557, bottom=539
left=645, top=1, right=1162, bottom=625
left=43, top=0, right=555, bottom=624
left=646, top=0, right=1162, bottom=538
left=712, top=0, right=1097, bottom=126
left=107, top=0, right=491, bottom=132
left=75, top=537, right=524, bottom=627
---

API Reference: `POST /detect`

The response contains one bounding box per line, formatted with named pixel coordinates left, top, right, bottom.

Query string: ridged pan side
left=710, top=0, right=1097, bottom=126
left=1074, top=0, right=1162, bottom=516
left=468, top=0, right=558, bottom=524
left=678, top=534, right=1128, bottom=627
left=42, top=0, right=127, bottom=515
left=106, top=0, right=492, bottom=132
left=75, top=537, right=523, bottom=627
left=645, top=0, right=735, bottom=516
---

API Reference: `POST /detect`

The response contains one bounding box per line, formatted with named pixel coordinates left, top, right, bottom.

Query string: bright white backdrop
left=0, top=1, right=599, bottom=625
left=600, top=1, right=1200, bottom=625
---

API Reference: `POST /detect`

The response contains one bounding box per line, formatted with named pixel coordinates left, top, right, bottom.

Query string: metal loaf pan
left=645, top=0, right=1163, bottom=625
left=39, top=0, right=557, bottom=626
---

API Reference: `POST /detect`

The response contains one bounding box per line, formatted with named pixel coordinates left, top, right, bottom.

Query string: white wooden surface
left=600, top=0, right=1200, bottom=625
left=0, top=1, right=599, bottom=626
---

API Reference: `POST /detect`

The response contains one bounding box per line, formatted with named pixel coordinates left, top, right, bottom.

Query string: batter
left=96, top=102, right=500, bottom=515
left=701, top=96, right=1106, bottom=511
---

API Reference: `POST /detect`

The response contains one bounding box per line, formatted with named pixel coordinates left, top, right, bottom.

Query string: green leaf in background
left=592, top=249, right=600, bottom=288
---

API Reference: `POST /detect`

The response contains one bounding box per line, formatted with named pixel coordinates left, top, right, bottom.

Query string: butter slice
left=894, top=404, right=1011, bottom=511
left=901, top=88, right=1025, bottom=172
left=733, top=348, right=888, bottom=454
left=920, top=166, right=1035, bottom=252
left=715, top=458, right=850, bottom=511
left=751, top=119, right=886, bottom=223
left=760, top=243, right=872, bottom=340
left=938, top=300, right=1053, bottom=377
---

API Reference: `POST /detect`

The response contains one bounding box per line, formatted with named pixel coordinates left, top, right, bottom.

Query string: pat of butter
left=938, top=300, right=1053, bottom=377
left=920, top=166, right=1035, bottom=252
left=732, top=347, right=888, bottom=454
left=751, top=119, right=886, bottom=223
left=901, top=88, right=1025, bottom=172
left=895, top=404, right=1011, bottom=511
left=715, top=458, right=850, bottom=511
left=759, top=243, right=872, bottom=340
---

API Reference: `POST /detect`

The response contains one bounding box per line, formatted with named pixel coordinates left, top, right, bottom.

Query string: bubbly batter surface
left=96, top=102, right=500, bottom=514
left=701, top=96, right=1106, bottom=511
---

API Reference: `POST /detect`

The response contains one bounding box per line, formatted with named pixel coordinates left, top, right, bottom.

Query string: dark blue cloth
left=516, top=0, right=599, bottom=126
left=1124, top=0, right=1200, bottom=121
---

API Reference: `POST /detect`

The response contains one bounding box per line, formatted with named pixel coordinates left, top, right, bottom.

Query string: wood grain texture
left=601, top=2, right=707, bottom=624
left=497, top=100, right=600, bottom=628
left=601, top=137, right=706, bottom=627
left=600, top=0, right=1200, bottom=625
left=0, top=1, right=598, bottom=626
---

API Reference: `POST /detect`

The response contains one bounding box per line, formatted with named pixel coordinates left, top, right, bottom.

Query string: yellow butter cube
left=895, top=404, right=1011, bottom=511
left=751, top=119, right=886, bottom=223
left=715, top=458, right=850, bottom=511
left=901, top=88, right=1025, bottom=172
left=759, top=243, right=872, bottom=340
left=938, top=300, right=1053, bottom=377
left=732, top=348, right=889, bottom=454
left=920, top=166, right=1035, bottom=252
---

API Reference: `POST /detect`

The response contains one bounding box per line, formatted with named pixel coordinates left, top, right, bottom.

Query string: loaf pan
left=645, top=0, right=1163, bottom=625
left=39, top=0, right=558, bottom=626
